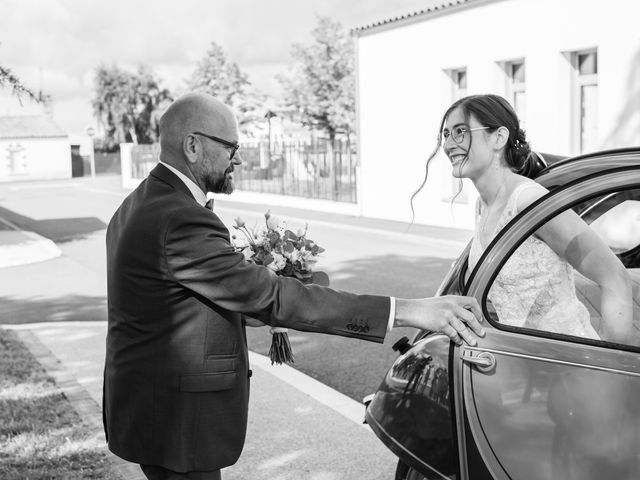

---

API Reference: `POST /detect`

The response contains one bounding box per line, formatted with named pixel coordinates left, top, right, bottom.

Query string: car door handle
left=461, top=350, right=496, bottom=372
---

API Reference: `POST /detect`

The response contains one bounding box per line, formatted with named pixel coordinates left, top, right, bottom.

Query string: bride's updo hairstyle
left=453, top=94, right=532, bottom=173
left=410, top=94, right=533, bottom=222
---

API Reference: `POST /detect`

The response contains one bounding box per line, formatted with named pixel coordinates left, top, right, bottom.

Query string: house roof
left=353, top=0, right=489, bottom=34
left=0, top=115, right=67, bottom=140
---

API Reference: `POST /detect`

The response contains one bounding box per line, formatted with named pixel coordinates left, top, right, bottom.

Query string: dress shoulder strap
left=509, top=181, right=547, bottom=215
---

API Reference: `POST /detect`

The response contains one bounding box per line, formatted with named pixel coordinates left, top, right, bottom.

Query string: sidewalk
left=6, top=321, right=397, bottom=479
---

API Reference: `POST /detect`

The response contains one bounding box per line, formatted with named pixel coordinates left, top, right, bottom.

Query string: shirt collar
left=159, top=161, right=208, bottom=206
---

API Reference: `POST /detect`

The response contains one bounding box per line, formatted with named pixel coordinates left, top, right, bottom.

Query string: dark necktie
left=204, top=199, right=214, bottom=211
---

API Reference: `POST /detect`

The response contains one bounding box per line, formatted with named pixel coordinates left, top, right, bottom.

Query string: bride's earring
left=494, top=152, right=500, bottom=170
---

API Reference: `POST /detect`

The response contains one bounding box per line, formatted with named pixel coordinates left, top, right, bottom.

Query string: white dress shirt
left=159, top=161, right=208, bottom=206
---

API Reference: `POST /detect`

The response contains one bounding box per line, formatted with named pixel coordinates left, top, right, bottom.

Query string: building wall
left=356, top=0, right=640, bottom=229
left=0, top=138, right=71, bottom=182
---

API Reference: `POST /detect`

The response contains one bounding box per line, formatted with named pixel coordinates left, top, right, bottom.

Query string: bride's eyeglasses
left=442, top=126, right=490, bottom=144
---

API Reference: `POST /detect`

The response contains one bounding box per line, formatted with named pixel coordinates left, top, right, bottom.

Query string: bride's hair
left=410, top=94, right=533, bottom=223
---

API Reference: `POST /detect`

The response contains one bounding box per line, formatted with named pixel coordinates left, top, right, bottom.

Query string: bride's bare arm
left=517, top=187, right=632, bottom=343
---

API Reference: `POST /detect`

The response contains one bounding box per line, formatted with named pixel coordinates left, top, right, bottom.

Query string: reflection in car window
left=486, top=188, right=639, bottom=346
left=390, top=350, right=450, bottom=411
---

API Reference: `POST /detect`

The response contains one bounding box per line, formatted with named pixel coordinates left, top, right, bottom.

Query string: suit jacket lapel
left=150, top=163, right=198, bottom=204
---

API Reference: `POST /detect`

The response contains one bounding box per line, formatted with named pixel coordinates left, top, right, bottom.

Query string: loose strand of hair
left=409, top=138, right=441, bottom=227
left=450, top=168, right=465, bottom=213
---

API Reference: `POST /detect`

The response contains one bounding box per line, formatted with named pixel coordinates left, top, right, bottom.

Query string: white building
left=0, top=115, right=71, bottom=182
left=354, top=0, right=640, bottom=229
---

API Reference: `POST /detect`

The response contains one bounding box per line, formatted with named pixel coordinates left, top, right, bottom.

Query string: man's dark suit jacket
left=103, top=163, right=390, bottom=473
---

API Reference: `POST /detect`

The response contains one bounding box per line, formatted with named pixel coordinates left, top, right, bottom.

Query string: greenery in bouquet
left=231, top=210, right=325, bottom=365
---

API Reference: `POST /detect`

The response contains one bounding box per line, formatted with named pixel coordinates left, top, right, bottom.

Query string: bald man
left=103, top=92, right=484, bottom=479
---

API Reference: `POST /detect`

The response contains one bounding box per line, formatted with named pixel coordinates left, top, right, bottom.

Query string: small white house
left=354, top=0, right=640, bottom=229
left=0, top=115, right=71, bottom=182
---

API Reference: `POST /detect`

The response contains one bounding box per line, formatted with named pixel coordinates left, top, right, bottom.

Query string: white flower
left=233, top=236, right=251, bottom=249
left=286, top=249, right=301, bottom=263
left=267, top=252, right=287, bottom=271
left=253, top=227, right=268, bottom=246
left=266, top=215, right=280, bottom=230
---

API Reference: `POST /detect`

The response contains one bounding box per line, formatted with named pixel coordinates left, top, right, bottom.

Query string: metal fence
left=234, top=138, right=357, bottom=203
left=130, top=144, right=160, bottom=179
left=130, top=139, right=358, bottom=203
left=72, top=151, right=120, bottom=177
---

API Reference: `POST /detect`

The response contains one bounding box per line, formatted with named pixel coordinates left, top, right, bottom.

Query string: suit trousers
left=140, top=464, right=221, bottom=480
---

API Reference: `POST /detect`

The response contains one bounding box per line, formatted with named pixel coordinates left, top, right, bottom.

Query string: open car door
left=455, top=168, right=640, bottom=479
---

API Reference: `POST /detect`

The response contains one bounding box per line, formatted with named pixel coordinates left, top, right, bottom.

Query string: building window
left=504, top=60, right=526, bottom=124
left=447, top=67, right=467, bottom=100
left=572, top=49, right=598, bottom=154
left=5, top=143, right=28, bottom=175
left=444, top=67, right=469, bottom=203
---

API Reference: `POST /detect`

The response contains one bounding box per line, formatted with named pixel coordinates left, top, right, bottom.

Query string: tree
left=0, top=65, right=38, bottom=103
left=187, top=41, right=264, bottom=136
left=277, top=16, right=355, bottom=143
left=131, top=66, right=173, bottom=144
left=92, top=64, right=172, bottom=151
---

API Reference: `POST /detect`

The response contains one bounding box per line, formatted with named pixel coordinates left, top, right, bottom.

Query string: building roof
left=353, top=0, right=488, bottom=34
left=0, top=115, right=67, bottom=140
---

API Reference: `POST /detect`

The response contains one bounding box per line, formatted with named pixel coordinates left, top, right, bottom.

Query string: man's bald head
left=158, top=93, right=238, bottom=165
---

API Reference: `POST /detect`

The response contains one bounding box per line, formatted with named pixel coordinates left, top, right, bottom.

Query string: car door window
left=485, top=187, right=640, bottom=347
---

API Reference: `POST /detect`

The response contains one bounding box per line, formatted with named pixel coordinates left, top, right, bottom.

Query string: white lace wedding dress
left=469, top=181, right=599, bottom=339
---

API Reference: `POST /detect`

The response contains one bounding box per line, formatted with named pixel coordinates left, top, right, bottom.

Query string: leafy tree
left=278, top=16, right=355, bottom=143
left=0, top=65, right=38, bottom=103
left=187, top=41, right=264, bottom=136
left=131, top=66, right=173, bottom=144
left=92, top=64, right=172, bottom=151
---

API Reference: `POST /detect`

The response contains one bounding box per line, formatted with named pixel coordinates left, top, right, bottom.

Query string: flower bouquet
left=232, top=210, right=327, bottom=365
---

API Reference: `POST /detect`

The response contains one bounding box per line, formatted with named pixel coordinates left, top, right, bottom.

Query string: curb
left=12, top=328, right=145, bottom=480
left=0, top=217, right=61, bottom=268
left=248, top=351, right=369, bottom=428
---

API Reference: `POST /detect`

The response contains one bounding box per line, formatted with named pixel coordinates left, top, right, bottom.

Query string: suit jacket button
left=248, top=369, right=253, bottom=378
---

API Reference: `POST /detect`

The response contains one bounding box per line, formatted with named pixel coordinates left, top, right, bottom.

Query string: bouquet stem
left=269, top=327, right=294, bottom=365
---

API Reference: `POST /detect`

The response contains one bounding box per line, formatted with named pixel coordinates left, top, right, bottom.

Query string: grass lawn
left=0, top=327, right=120, bottom=479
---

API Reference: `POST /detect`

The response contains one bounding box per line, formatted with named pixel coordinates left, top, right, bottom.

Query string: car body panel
left=366, top=335, right=455, bottom=480
left=456, top=334, right=640, bottom=479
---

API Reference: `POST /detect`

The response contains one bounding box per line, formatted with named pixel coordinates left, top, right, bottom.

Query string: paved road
left=0, top=175, right=470, bottom=402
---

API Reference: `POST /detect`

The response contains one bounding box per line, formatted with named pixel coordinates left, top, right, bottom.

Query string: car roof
left=534, top=147, right=640, bottom=189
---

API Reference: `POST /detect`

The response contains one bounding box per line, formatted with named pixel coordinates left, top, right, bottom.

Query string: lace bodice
left=469, top=182, right=599, bottom=339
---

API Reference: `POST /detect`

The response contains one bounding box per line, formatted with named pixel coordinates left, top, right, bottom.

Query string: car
left=364, top=147, right=640, bottom=480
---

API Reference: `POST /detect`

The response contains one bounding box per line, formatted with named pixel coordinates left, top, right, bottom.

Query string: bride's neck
left=475, top=169, right=511, bottom=207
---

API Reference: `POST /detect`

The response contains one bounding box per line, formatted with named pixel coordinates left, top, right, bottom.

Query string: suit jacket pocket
left=179, top=371, right=237, bottom=392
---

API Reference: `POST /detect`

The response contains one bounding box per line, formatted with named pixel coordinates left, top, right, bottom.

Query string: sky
left=0, top=0, right=437, bottom=136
